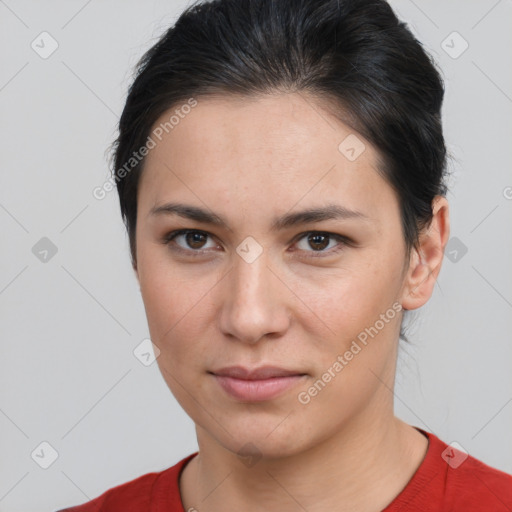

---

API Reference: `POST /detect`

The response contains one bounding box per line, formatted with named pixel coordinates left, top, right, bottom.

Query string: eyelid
left=162, top=229, right=352, bottom=257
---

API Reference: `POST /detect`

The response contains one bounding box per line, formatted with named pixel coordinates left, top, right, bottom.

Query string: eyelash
left=162, top=229, right=351, bottom=258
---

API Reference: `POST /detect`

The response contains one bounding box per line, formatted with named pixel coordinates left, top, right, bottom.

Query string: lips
left=211, top=365, right=306, bottom=380
left=209, top=365, right=307, bottom=401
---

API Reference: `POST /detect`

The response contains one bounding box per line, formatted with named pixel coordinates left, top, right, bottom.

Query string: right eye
left=162, top=229, right=220, bottom=256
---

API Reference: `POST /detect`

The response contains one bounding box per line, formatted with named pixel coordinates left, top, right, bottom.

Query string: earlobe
left=401, top=196, right=450, bottom=311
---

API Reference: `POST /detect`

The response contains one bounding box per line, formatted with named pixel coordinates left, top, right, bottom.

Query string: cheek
left=137, top=249, right=217, bottom=365
left=291, top=275, right=401, bottom=433
left=301, top=258, right=402, bottom=347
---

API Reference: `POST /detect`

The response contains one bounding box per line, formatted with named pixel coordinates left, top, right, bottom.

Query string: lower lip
left=212, top=374, right=306, bottom=402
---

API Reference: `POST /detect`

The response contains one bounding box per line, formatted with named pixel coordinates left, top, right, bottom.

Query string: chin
left=204, top=413, right=313, bottom=462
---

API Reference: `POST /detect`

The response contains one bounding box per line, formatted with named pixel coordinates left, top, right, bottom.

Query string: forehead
left=138, top=92, right=396, bottom=222
left=147, top=92, right=370, bottom=168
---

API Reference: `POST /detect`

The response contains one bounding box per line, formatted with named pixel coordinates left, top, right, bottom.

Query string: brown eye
left=294, top=231, right=349, bottom=257
left=306, top=233, right=330, bottom=251
left=163, top=229, right=216, bottom=254
left=163, top=229, right=350, bottom=258
left=183, top=231, right=208, bottom=249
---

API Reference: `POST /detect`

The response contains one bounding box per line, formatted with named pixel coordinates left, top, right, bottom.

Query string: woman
left=59, top=0, right=512, bottom=510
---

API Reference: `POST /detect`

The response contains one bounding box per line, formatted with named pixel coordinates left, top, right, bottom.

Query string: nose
left=218, top=249, right=291, bottom=345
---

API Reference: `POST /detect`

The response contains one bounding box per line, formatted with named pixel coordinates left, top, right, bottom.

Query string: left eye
left=293, top=232, right=347, bottom=255
left=163, top=229, right=348, bottom=257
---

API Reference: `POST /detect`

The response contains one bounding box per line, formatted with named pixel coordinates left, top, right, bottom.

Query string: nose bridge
left=219, top=248, right=288, bottom=343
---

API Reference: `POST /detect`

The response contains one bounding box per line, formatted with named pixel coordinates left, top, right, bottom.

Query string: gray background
left=1, top=1, right=511, bottom=510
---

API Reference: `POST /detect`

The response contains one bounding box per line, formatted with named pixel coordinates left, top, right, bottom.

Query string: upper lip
left=211, top=365, right=306, bottom=380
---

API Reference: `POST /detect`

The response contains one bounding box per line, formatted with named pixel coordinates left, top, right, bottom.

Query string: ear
left=400, top=196, right=450, bottom=311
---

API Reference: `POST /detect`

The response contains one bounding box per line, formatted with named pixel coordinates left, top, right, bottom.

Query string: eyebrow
left=150, top=202, right=370, bottom=231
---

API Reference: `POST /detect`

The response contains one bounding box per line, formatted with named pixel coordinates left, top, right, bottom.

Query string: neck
left=180, top=412, right=428, bottom=512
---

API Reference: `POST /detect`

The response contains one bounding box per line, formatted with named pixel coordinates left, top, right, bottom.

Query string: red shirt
left=57, top=427, right=512, bottom=511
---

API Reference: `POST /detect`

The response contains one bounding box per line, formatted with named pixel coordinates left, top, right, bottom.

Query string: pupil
left=310, top=234, right=328, bottom=251
left=187, top=232, right=206, bottom=249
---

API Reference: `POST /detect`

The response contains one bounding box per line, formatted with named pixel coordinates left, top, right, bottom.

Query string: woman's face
left=134, top=92, right=426, bottom=458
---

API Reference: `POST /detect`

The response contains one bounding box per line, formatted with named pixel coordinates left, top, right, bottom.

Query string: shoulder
left=56, top=472, right=158, bottom=512
left=422, top=429, right=512, bottom=509
left=56, top=453, right=198, bottom=512
left=446, top=447, right=512, bottom=506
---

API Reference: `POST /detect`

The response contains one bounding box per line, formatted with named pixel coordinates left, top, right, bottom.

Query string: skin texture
left=133, top=92, right=450, bottom=511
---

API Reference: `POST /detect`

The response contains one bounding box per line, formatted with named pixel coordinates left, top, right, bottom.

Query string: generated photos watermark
left=93, top=98, right=198, bottom=200
left=297, top=301, right=403, bottom=405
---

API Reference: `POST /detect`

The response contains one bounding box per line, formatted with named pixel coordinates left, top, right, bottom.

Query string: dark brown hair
left=110, top=0, right=450, bottom=340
